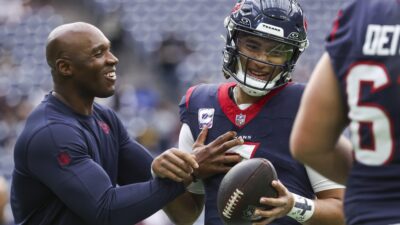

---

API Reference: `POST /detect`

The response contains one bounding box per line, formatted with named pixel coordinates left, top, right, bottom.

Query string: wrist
left=287, top=193, right=315, bottom=223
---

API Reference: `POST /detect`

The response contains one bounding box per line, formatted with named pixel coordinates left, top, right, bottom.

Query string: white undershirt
left=179, top=123, right=344, bottom=194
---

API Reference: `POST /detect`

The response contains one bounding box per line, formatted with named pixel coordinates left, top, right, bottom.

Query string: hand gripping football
left=217, top=158, right=278, bottom=225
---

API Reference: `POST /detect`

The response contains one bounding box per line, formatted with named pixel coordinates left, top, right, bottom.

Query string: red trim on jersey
left=329, top=10, right=343, bottom=42
left=359, top=121, right=375, bottom=151
left=218, top=82, right=289, bottom=128
left=185, top=85, right=197, bottom=109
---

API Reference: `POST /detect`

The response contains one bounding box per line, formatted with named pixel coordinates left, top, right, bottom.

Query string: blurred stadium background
left=0, top=0, right=346, bottom=224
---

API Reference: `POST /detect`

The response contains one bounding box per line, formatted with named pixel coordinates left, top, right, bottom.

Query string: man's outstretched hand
left=151, top=148, right=198, bottom=185
left=151, top=127, right=243, bottom=185
left=192, top=127, right=243, bottom=179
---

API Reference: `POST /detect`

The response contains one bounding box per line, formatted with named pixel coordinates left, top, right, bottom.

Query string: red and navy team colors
left=11, top=93, right=185, bottom=225
left=327, top=0, right=400, bottom=224
left=180, top=82, right=314, bottom=225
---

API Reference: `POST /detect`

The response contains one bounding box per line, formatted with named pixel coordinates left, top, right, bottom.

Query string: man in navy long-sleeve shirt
left=11, top=22, right=243, bottom=225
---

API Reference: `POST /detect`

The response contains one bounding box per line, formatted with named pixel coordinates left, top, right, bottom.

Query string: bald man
left=10, top=22, right=242, bottom=225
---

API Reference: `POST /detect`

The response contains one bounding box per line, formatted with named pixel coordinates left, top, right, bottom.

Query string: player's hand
left=192, top=127, right=244, bottom=179
left=252, top=180, right=294, bottom=225
left=152, top=148, right=199, bottom=185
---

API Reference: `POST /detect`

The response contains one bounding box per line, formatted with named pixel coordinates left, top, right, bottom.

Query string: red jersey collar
left=218, top=82, right=289, bottom=128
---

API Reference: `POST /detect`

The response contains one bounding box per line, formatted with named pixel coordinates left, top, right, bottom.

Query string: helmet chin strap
left=238, top=83, right=269, bottom=96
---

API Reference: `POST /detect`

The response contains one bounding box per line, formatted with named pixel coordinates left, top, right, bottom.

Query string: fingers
left=172, top=149, right=199, bottom=170
left=164, top=149, right=196, bottom=174
left=254, top=203, right=284, bottom=219
left=204, top=154, right=242, bottom=170
left=209, top=131, right=237, bottom=149
left=152, top=149, right=198, bottom=182
left=221, top=137, right=245, bottom=153
left=192, top=130, right=243, bottom=177
left=192, top=154, right=243, bottom=179
left=218, top=154, right=242, bottom=168
left=207, top=153, right=242, bottom=165
left=271, top=180, right=288, bottom=196
left=193, top=131, right=243, bottom=164
left=193, top=127, right=208, bottom=148
left=209, top=133, right=244, bottom=155
left=223, top=154, right=242, bottom=164
left=254, top=180, right=294, bottom=219
left=155, top=167, right=187, bottom=182
left=258, top=183, right=288, bottom=209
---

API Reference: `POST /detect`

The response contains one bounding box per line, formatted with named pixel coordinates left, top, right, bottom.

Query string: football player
left=163, top=0, right=345, bottom=224
left=291, top=0, right=400, bottom=224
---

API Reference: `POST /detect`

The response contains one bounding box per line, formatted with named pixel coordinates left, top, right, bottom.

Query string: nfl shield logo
left=235, top=113, right=246, bottom=126
left=198, top=108, right=215, bottom=129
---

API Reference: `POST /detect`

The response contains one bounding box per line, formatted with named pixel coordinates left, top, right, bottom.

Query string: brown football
left=217, top=158, right=278, bottom=225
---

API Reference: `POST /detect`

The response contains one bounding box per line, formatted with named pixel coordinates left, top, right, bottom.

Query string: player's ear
left=55, top=58, right=73, bottom=77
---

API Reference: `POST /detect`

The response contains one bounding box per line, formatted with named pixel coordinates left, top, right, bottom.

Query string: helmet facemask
left=234, top=33, right=295, bottom=96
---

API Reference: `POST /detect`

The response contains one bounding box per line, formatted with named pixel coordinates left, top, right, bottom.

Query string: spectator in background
left=10, top=22, right=243, bottom=225
left=165, top=0, right=346, bottom=224
left=154, top=33, right=192, bottom=102
left=291, top=0, right=400, bottom=224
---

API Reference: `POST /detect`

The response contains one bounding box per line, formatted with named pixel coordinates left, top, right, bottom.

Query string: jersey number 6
left=346, top=62, right=394, bottom=166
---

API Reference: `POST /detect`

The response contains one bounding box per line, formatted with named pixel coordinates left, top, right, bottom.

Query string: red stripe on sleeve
left=185, top=86, right=197, bottom=109
left=329, top=10, right=343, bottom=42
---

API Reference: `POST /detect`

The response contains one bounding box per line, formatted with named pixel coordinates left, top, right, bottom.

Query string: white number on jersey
left=346, top=63, right=393, bottom=165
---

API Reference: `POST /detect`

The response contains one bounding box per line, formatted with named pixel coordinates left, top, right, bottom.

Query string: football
left=217, top=158, right=278, bottom=225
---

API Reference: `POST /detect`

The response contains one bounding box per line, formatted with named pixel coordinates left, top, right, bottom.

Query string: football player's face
left=68, top=28, right=119, bottom=98
left=237, top=34, right=293, bottom=81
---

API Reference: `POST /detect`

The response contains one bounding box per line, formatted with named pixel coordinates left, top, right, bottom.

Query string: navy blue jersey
left=11, top=93, right=184, bottom=225
left=179, top=82, right=314, bottom=225
left=326, top=0, right=400, bottom=224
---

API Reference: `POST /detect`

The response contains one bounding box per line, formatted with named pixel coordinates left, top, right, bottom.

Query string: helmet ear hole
left=222, top=48, right=237, bottom=79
